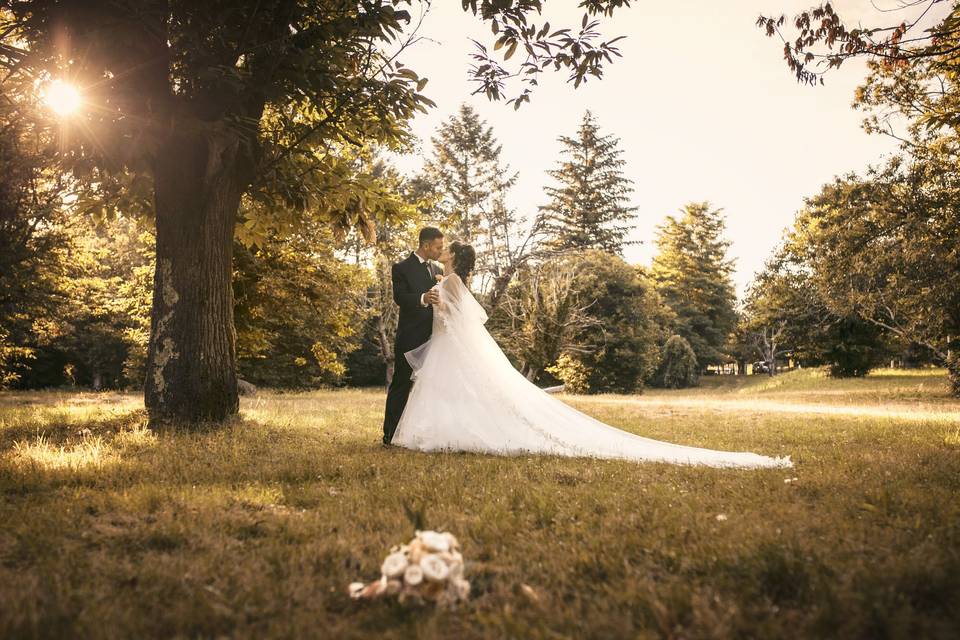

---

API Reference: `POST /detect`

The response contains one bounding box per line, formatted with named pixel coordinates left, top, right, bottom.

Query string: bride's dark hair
left=449, top=241, right=476, bottom=282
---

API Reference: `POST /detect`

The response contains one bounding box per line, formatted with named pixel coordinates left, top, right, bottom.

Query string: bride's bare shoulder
left=441, top=273, right=465, bottom=287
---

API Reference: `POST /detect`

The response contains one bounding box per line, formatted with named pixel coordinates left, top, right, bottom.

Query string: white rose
left=420, top=553, right=451, bottom=582
left=443, top=532, right=460, bottom=551
left=406, top=538, right=425, bottom=563
left=404, top=563, right=424, bottom=586
left=381, top=551, right=408, bottom=578
left=418, top=530, right=450, bottom=553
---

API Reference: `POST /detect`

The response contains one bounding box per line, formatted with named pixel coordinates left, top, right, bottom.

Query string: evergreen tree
left=421, top=103, right=522, bottom=293
left=422, top=104, right=513, bottom=241
left=539, top=111, right=637, bottom=255
left=652, top=202, right=737, bottom=368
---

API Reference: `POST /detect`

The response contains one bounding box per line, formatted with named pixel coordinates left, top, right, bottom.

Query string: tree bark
left=145, top=129, right=244, bottom=425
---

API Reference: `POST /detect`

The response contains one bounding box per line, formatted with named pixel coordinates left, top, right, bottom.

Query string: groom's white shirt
left=414, top=251, right=431, bottom=308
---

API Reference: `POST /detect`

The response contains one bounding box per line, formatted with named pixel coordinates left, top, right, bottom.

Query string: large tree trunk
left=145, top=130, right=244, bottom=425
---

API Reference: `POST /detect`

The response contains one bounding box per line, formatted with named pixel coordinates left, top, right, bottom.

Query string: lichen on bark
left=151, top=258, right=180, bottom=395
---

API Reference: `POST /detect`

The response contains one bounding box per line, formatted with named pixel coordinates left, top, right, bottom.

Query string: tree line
left=2, top=0, right=957, bottom=419
left=0, top=0, right=634, bottom=425
left=1, top=94, right=744, bottom=395
left=741, top=2, right=960, bottom=394
left=5, top=92, right=956, bottom=396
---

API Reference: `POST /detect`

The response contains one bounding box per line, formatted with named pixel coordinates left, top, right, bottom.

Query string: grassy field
left=1, top=368, right=959, bottom=639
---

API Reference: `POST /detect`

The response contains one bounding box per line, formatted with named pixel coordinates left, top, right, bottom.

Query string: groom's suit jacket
left=392, top=252, right=443, bottom=357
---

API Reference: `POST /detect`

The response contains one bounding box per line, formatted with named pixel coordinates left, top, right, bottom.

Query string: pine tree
left=539, top=111, right=637, bottom=255
left=652, top=202, right=737, bottom=368
left=421, top=103, right=521, bottom=292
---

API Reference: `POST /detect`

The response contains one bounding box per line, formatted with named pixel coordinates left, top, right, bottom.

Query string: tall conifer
left=539, top=111, right=637, bottom=255
left=652, top=202, right=737, bottom=367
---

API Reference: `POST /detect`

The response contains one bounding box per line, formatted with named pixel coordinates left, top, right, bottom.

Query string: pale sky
left=391, top=1, right=946, bottom=296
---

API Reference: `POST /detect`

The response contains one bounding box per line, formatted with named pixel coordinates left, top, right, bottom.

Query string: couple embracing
left=382, top=227, right=791, bottom=469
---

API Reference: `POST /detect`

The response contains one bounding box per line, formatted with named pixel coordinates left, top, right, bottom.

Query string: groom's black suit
left=382, top=252, right=442, bottom=444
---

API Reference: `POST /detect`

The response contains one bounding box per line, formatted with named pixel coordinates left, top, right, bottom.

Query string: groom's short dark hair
left=419, top=227, right=444, bottom=246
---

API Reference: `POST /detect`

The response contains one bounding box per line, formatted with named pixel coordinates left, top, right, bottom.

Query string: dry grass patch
left=1, top=378, right=959, bottom=639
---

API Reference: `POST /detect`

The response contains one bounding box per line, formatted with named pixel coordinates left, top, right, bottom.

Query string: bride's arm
left=440, top=274, right=463, bottom=299
left=438, top=274, right=487, bottom=325
left=431, top=275, right=463, bottom=322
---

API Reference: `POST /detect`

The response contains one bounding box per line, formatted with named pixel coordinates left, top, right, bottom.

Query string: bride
left=393, top=241, right=792, bottom=469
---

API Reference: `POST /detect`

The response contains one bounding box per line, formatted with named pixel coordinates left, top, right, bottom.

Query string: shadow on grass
left=0, top=411, right=427, bottom=497
left=0, top=409, right=148, bottom=453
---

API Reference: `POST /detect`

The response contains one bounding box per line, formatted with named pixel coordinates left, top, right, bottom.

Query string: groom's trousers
left=383, top=351, right=415, bottom=444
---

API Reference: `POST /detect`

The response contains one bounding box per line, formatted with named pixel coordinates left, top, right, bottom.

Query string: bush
left=492, top=250, right=669, bottom=392
left=824, top=316, right=886, bottom=378
left=655, top=335, right=699, bottom=389
left=545, top=353, right=591, bottom=394
left=948, top=352, right=960, bottom=397
left=568, top=251, right=668, bottom=394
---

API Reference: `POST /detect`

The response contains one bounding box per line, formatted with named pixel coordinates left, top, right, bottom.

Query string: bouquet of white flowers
left=349, top=530, right=470, bottom=606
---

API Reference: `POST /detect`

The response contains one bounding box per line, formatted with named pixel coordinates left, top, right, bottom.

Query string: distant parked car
left=752, top=361, right=771, bottom=374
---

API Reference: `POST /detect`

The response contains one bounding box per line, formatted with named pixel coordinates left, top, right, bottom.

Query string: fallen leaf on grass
left=520, top=583, right=541, bottom=604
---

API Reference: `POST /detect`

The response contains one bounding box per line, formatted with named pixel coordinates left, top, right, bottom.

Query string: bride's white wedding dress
left=393, top=274, right=792, bottom=469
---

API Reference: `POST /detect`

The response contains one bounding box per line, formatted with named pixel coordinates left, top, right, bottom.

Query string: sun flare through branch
left=42, top=79, right=82, bottom=116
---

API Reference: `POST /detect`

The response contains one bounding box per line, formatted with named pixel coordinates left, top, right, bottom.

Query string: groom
left=382, top=227, right=445, bottom=445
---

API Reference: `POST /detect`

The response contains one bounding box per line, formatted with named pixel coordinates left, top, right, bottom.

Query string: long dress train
left=393, top=275, right=792, bottom=469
